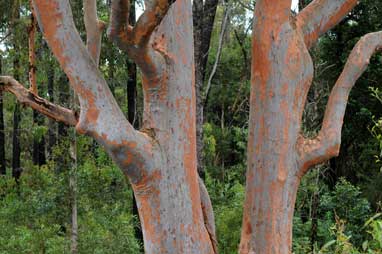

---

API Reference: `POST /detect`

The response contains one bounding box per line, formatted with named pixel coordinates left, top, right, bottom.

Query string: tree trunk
left=193, top=0, right=218, bottom=178
left=28, top=6, right=46, bottom=166
left=12, top=2, right=21, bottom=180
left=58, top=73, right=69, bottom=138
left=12, top=104, right=21, bottom=179
left=240, top=0, right=363, bottom=253
left=32, top=111, right=46, bottom=165
left=70, top=134, right=78, bottom=254
left=0, top=55, right=5, bottom=175
left=130, top=2, right=214, bottom=252
left=47, top=62, right=56, bottom=159
left=240, top=1, right=314, bottom=249
left=31, top=0, right=215, bottom=252
left=310, top=190, right=319, bottom=251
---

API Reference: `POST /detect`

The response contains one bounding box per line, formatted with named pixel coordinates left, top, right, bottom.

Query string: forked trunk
left=129, top=1, right=214, bottom=252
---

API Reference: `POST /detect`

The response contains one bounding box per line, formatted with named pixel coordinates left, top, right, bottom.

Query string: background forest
left=0, top=0, right=381, bottom=253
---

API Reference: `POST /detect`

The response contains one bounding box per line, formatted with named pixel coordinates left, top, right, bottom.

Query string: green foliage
left=206, top=172, right=244, bottom=254
left=0, top=158, right=140, bottom=254
left=318, top=214, right=382, bottom=254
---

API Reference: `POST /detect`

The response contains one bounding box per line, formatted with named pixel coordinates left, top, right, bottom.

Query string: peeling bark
left=297, top=0, right=359, bottom=48
left=29, top=0, right=215, bottom=253
left=298, top=31, right=382, bottom=174
left=241, top=0, right=382, bottom=253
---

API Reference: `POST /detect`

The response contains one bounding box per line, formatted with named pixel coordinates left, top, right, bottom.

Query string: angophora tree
left=240, top=0, right=382, bottom=253
left=0, top=0, right=380, bottom=254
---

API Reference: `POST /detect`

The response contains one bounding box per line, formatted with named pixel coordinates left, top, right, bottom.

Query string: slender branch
left=0, top=31, right=11, bottom=43
left=298, top=31, right=382, bottom=175
left=0, top=76, right=78, bottom=126
left=296, top=0, right=358, bottom=49
left=84, top=0, right=106, bottom=66
left=204, top=5, right=230, bottom=107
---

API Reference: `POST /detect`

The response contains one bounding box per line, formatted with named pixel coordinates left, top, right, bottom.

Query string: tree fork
left=30, top=0, right=215, bottom=253
left=240, top=0, right=380, bottom=253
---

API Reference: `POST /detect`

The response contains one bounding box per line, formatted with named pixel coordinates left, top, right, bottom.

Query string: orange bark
left=241, top=1, right=382, bottom=253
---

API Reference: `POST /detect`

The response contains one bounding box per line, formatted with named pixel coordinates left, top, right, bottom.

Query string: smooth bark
left=240, top=1, right=381, bottom=253
left=30, top=0, right=215, bottom=253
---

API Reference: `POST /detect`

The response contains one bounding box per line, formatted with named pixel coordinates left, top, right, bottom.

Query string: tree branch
left=204, top=5, right=230, bottom=107
left=132, top=0, right=170, bottom=47
left=296, top=0, right=358, bottom=49
left=298, top=31, right=382, bottom=175
left=107, top=0, right=169, bottom=79
left=26, top=0, right=156, bottom=184
left=107, top=0, right=132, bottom=51
left=32, top=1, right=122, bottom=133
left=0, top=76, right=78, bottom=126
left=84, top=0, right=106, bottom=66
left=32, top=0, right=153, bottom=165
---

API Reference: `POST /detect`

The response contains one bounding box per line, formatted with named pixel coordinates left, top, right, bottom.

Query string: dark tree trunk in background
left=56, top=73, right=70, bottom=172
left=0, top=56, right=5, bottom=175
left=127, top=59, right=137, bottom=127
left=58, top=73, right=69, bottom=138
left=47, top=63, right=56, bottom=159
left=193, top=0, right=219, bottom=178
left=12, top=57, right=21, bottom=179
left=12, top=104, right=21, bottom=179
left=29, top=2, right=46, bottom=166
left=127, top=0, right=137, bottom=128
left=32, top=111, right=46, bottom=165
left=12, top=3, right=21, bottom=180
